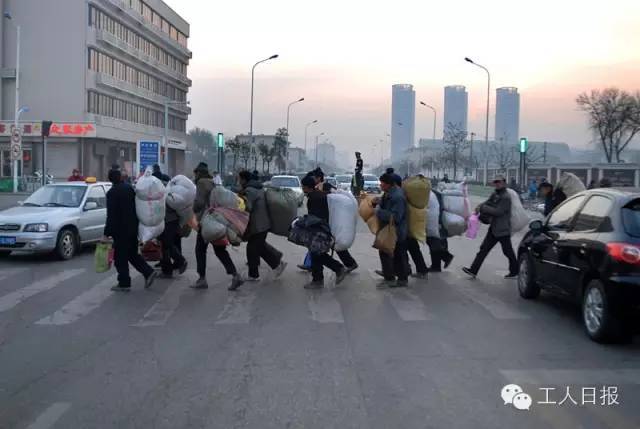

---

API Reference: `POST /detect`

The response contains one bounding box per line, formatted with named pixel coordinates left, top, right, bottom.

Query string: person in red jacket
left=67, top=169, right=85, bottom=182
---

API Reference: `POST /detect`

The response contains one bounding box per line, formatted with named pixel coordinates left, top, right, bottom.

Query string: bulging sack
left=408, top=204, right=427, bottom=242
left=373, top=218, right=397, bottom=256
left=135, top=168, right=166, bottom=201
left=506, top=188, right=531, bottom=233
left=138, top=222, right=164, bottom=243
left=135, top=198, right=165, bottom=227
left=442, top=193, right=470, bottom=219
left=442, top=211, right=466, bottom=237
left=358, top=194, right=376, bottom=222
left=210, top=186, right=238, bottom=208
left=201, top=212, right=227, bottom=243
left=214, top=207, right=250, bottom=237
left=556, top=172, right=586, bottom=198
left=366, top=216, right=380, bottom=234
left=166, top=175, right=196, bottom=211
left=265, top=187, right=298, bottom=236
left=328, top=192, right=357, bottom=251
left=402, top=176, right=431, bottom=209
left=426, top=191, right=441, bottom=239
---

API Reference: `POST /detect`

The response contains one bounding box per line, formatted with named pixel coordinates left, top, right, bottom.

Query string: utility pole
left=469, top=132, right=475, bottom=178
left=543, top=141, right=547, bottom=164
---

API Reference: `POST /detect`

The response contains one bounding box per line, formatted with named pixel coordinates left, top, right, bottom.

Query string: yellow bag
left=358, top=194, right=376, bottom=222
left=373, top=217, right=397, bottom=255
left=236, top=196, right=246, bottom=211
left=407, top=204, right=426, bottom=242
left=366, top=216, right=380, bottom=234
left=402, top=176, right=431, bottom=209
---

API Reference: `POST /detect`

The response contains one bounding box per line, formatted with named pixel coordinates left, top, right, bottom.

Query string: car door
left=537, top=195, right=587, bottom=293
left=78, top=185, right=107, bottom=242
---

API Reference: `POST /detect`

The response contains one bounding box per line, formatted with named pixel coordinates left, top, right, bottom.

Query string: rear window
left=271, top=177, right=300, bottom=187
left=622, top=199, right=640, bottom=237
left=336, top=175, right=351, bottom=183
left=364, top=175, right=378, bottom=181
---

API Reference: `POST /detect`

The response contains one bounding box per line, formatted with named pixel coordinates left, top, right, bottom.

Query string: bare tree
left=490, top=137, right=516, bottom=170
left=273, top=128, right=289, bottom=172
left=576, top=88, right=640, bottom=163
left=442, top=122, right=469, bottom=180
left=239, top=140, right=251, bottom=169
left=225, top=137, right=242, bottom=172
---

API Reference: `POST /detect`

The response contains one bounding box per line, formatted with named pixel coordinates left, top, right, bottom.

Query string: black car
left=517, top=188, right=640, bottom=343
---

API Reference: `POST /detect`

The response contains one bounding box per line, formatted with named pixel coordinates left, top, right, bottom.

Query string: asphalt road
left=0, top=204, right=639, bottom=428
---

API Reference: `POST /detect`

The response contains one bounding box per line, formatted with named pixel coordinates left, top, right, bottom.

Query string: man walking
left=104, top=168, right=157, bottom=291
left=462, top=175, right=518, bottom=279
left=237, top=170, right=287, bottom=288
left=158, top=202, right=188, bottom=278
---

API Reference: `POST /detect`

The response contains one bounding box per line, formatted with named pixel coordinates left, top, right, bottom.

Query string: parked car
left=363, top=174, right=381, bottom=194
left=270, top=175, right=304, bottom=207
left=516, top=188, right=640, bottom=343
left=0, top=180, right=111, bottom=260
left=335, top=174, right=352, bottom=192
left=325, top=176, right=337, bottom=189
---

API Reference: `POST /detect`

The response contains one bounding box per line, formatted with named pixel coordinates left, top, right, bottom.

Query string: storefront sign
left=0, top=121, right=96, bottom=138
left=137, top=140, right=160, bottom=173
left=603, top=169, right=636, bottom=187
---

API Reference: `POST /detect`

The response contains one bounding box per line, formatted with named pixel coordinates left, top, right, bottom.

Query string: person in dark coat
left=103, top=168, right=157, bottom=291
left=539, top=182, right=561, bottom=216
left=158, top=203, right=188, bottom=278
left=237, top=170, right=287, bottom=287
left=386, top=168, right=403, bottom=187
left=426, top=189, right=454, bottom=272
left=462, top=175, right=518, bottom=279
left=152, top=164, right=171, bottom=184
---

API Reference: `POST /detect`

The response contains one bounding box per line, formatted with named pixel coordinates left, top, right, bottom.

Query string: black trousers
left=311, top=252, right=343, bottom=281
left=427, top=236, right=452, bottom=271
left=406, top=238, right=428, bottom=274
left=113, top=235, right=153, bottom=287
left=336, top=250, right=357, bottom=268
left=160, top=220, right=186, bottom=275
left=469, top=230, right=518, bottom=275
left=379, top=240, right=409, bottom=281
left=246, top=231, right=282, bottom=278
left=195, top=231, right=237, bottom=277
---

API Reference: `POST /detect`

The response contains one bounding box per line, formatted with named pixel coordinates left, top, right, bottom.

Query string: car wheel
left=0, top=250, right=11, bottom=257
left=55, top=229, right=77, bottom=260
left=517, top=253, right=540, bottom=299
left=582, top=280, right=629, bottom=343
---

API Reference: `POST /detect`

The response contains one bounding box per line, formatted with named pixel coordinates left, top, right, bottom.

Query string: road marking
left=35, top=273, right=139, bottom=326
left=500, top=369, right=640, bottom=386
left=307, top=290, right=344, bottom=323
left=132, top=273, right=194, bottom=327
left=385, top=289, right=433, bottom=321
left=0, top=269, right=85, bottom=313
left=215, top=290, right=256, bottom=325
left=0, top=267, right=27, bottom=281
left=26, top=402, right=71, bottom=429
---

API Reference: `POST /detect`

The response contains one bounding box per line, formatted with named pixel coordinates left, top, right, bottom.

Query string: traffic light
left=519, top=137, right=528, bottom=153
left=217, top=133, right=224, bottom=149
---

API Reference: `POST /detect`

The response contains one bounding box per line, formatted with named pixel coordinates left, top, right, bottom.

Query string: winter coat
left=104, top=182, right=139, bottom=239
left=243, top=179, right=271, bottom=236
left=479, top=188, right=512, bottom=238
left=376, top=186, right=408, bottom=242
left=193, top=176, right=214, bottom=221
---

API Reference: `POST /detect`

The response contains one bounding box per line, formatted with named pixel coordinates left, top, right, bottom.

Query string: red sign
left=48, top=123, right=96, bottom=137
left=0, top=122, right=96, bottom=137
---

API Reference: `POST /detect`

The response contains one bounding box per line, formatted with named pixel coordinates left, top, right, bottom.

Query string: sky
left=169, top=0, right=640, bottom=162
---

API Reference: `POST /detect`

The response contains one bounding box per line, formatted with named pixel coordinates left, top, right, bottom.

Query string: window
left=573, top=196, right=613, bottom=231
left=547, top=195, right=586, bottom=230
left=85, top=186, right=106, bottom=209
left=622, top=199, right=640, bottom=238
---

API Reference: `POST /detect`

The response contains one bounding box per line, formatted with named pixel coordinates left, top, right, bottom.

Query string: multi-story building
left=316, top=142, right=336, bottom=167
left=495, top=87, right=520, bottom=145
left=443, top=85, right=468, bottom=133
left=0, top=0, right=191, bottom=181
left=391, top=84, right=415, bottom=162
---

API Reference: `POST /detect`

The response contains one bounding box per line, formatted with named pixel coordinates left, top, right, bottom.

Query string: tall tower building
left=495, top=87, right=520, bottom=145
left=391, top=84, right=416, bottom=162
left=443, top=86, right=468, bottom=133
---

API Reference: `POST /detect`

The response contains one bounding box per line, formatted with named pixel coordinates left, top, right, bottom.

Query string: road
left=0, top=205, right=639, bottom=428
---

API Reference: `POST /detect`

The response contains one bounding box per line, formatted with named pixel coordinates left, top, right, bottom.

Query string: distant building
left=443, top=86, right=468, bottom=132
left=495, top=87, right=520, bottom=145
left=287, top=147, right=307, bottom=172
left=391, top=84, right=416, bottom=162
left=316, top=142, right=336, bottom=167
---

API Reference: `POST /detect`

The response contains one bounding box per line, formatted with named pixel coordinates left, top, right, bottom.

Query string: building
left=443, top=85, right=468, bottom=133
left=0, top=0, right=192, bottom=181
left=391, top=84, right=415, bottom=162
left=287, top=147, right=307, bottom=172
left=495, top=87, right=520, bottom=145
left=316, top=142, right=336, bottom=167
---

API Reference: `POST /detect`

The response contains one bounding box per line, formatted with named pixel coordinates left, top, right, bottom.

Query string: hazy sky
left=169, top=0, right=640, bottom=161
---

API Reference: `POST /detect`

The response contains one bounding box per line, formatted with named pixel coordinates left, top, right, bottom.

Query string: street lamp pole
left=314, top=132, right=325, bottom=167
left=419, top=101, right=437, bottom=176
left=304, top=119, right=318, bottom=160
left=4, top=12, right=20, bottom=193
left=285, top=97, right=304, bottom=171
left=249, top=54, right=278, bottom=144
left=164, top=100, right=189, bottom=176
left=465, top=57, right=491, bottom=185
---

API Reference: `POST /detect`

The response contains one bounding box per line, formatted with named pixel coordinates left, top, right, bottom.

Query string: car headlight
left=24, top=223, right=48, bottom=232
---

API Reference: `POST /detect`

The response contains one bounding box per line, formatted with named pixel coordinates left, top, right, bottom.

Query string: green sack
left=95, top=242, right=113, bottom=273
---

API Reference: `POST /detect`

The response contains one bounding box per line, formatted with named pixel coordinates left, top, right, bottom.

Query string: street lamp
left=304, top=119, right=318, bottom=158
left=5, top=11, right=21, bottom=193
left=164, top=100, right=190, bottom=175
left=465, top=57, right=491, bottom=185
left=285, top=97, right=304, bottom=171
left=419, top=101, right=437, bottom=175
left=314, top=132, right=325, bottom=166
left=249, top=54, right=279, bottom=142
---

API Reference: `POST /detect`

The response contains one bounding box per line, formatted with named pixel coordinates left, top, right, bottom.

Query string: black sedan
left=517, top=188, right=640, bottom=343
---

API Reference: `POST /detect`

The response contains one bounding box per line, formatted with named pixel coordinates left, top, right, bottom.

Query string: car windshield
left=622, top=199, right=640, bottom=237
left=336, top=175, right=351, bottom=183
left=271, top=177, right=300, bottom=188
left=364, top=175, right=378, bottom=181
left=23, top=185, right=87, bottom=208
left=326, top=178, right=337, bottom=186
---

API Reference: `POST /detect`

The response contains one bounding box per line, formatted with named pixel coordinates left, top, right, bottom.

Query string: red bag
left=214, top=207, right=250, bottom=236
left=212, top=237, right=230, bottom=247
left=141, top=240, right=163, bottom=261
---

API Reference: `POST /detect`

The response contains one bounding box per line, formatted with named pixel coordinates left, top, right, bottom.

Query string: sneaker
left=228, top=274, right=245, bottom=291
left=245, top=276, right=261, bottom=282
left=274, top=261, right=288, bottom=278
left=190, top=277, right=209, bottom=289
left=374, top=269, right=386, bottom=278
left=376, top=279, right=395, bottom=289
left=335, top=269, right=347, bottom=285
left=410, top=272, right=428, bottom=280
left=443, top=254, right=454, bottom=269
left=391, top=280, right=409, bottom=288
left=178, top=260, right=188, bottom=275
left=304, top=280, right=324, bottom=289
left=344, top=264, right=358, bottom=274
left=504, top=273, right=518, bottom=279
left=110, top=285, right=131, bottom=292
left=462, top=267, right=476, bottom=279
left=297, top=264, right=312, bottom=272
left=144, top=271, right=158, bottom=289
left=428, top=266, right=442, bottom=273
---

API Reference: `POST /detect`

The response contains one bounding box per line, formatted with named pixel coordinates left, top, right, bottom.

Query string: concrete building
left=495, top=87, right=520, bottom=145
left=391, top=84, right=415, bottom=162
left=443, top=85, right=468, bottom=133
left=316, top=142, right=336, bottom=167
left=0, top=0, right=191, bottom=181
left=287, top=147, right=307, bottom=172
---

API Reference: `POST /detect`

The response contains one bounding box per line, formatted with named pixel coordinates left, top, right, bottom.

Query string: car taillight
left=607, top=243, right=640, bottom=265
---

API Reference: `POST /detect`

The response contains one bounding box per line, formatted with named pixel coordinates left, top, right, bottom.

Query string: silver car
left=0, top=181, right=111, bottom=259
left=270, top=175, right=305, bottom=207
left=363, top=174, right=381, bottom=194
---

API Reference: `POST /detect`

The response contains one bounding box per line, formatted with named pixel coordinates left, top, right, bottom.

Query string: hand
left=474, top=205, right=481, bottom=214
left=372, top=197, right=381, bottom=207
left=102, top=235, right=112, bottom=242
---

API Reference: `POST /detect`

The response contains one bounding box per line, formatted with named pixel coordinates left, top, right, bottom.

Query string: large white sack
left=426, top=191, right=441, bottom=239
left=442, top=211, right=466, bottom=237
left=507, top=188, right=531, bottom=233
left=556, top=172, right=586, bottom=198
left=166, top=175, right=196, bottom=211
left=442, top=194, right=470, bottom=219
left=138, top=223, right=164, bottom=243
left=135, top=198, right=165, bottom=227
left=210, top=186, right=238, bottom=208
left=201, top=212, right=227, bottom=243
left=328, top=192, right=357, bottom=251
left=135, top=168, right=166, bottom=201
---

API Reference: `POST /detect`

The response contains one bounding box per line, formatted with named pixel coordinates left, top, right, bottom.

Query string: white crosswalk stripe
left=132, top=272, right=196, bottom=327
left=215, top=289, right=256, bottom=325
left=35, top=273, right=139, bottom=326
left=0, top=269, right=85, bottom=313
left=0, top=267, right=28, bottom=281
left=307, top=290, right=344, bottom=323
left=384, top=289, right=433, bottom=321
left=26, top=402, right=71, bottom=429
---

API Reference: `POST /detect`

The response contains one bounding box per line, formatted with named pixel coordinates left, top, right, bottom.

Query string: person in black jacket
left=301, top=176, right=346, bottom=289
left=103, top=168, right=157, bottom=291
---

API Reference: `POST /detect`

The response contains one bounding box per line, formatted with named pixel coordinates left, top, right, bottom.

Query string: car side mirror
left=84, top=201, right=98, bottom=211
left=17, top=201, right=23, bottom=206
left=529, top=220, right=543, bottom=233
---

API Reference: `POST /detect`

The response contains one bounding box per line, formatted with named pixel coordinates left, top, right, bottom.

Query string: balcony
left=105, top=0, right=192, bottom=59
left=94, top=29, right=191, bottom=87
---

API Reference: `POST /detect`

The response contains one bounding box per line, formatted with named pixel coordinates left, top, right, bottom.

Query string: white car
left=270, top=175, right=304, bottom=207
left=335, top=174, right=352, bottom=192
left=363, top=174, right=381, bottom=194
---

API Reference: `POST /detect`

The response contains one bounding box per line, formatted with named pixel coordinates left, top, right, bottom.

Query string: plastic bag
left=358, top=194, right=376, bottom=222
left=328, top=192, right=358, bottom=251
left=201, top=212, right=227, bottom=243
left=442, top=211, right=466, bottom=237
left=214, top=207, right=250, bottom=237
left=166, top=175, right=196, bottom=211
left=135, top=198, right=165, bottom=227
left=210, top=186, right=239, bottom=208
left=138, top=223, right=164, bottom=243
left=135, top=168, right=166, bottom=201
left=556, top=172, right=586, bottom=198
left=141, top=240, right=163, bottom=261
left=465, top=213, right=480, bottom=239
left=95, top=242, right=113, bottom=273
left=426, top=191, right=440, bottom=239
left=265, top=187, right=298, bottom=236
left=373, top=218, right=397, bottom=255
left=506, top=188, right=531, bottom=233
left=402, top=176, right=431, bottom=209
